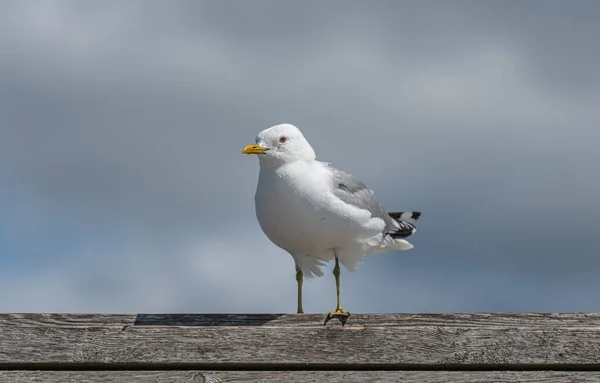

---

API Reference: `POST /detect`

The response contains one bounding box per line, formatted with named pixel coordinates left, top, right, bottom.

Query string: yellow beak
left=242, top=144, right=269, bottom=155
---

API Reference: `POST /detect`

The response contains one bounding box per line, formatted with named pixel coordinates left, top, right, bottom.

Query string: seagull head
left=243, top=123, right=316, bottom=166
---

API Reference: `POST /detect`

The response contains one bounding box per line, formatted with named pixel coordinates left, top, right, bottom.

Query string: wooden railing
left=1, top=313, right=600, bottom=382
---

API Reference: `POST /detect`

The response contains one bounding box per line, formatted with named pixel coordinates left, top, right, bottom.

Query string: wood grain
left=3, top=371, right=600, bottom=383
left=3, top=312, right=600, bottom=328
left=1, top=313, right=600, bottom=368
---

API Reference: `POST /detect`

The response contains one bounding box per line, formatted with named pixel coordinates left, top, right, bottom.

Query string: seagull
left=242, top=123, right=421, bottom=325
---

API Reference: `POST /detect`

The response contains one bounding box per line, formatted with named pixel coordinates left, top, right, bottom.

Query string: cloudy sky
left=1, top=0, right=599, bottom=315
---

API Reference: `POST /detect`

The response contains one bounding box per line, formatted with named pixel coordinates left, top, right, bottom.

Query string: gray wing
left=323, top=162, right=418, bottom=239
left=324, top=162, right=396, bottom=235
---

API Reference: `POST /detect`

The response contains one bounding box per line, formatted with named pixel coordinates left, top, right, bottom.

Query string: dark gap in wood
left=2, top=363, right=600, bottom=372
left=133, top=314, right=286, bottom=326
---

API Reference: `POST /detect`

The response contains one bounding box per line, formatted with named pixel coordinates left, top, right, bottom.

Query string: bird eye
left=279, top=136, right=287, bottom=144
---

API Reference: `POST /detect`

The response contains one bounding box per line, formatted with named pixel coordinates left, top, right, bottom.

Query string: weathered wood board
left=2, top=313, right=600, bottom=367
left=2, top=371, right=600, bottom=383
left=1, top=313, right=600, bottom=382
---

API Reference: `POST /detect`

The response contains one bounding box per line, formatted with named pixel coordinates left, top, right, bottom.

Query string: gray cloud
left=1, top=0, right=599, bottom=313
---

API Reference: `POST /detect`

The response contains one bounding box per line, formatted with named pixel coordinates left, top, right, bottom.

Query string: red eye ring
left=279, top=136, right=287, bottom=144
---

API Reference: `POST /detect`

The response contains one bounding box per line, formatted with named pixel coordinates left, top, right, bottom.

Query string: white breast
left=254, top=161, right=384, bottom=254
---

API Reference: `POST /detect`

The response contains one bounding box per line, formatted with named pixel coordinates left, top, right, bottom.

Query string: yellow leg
left=296, top=266, right=304, bottom=314
left=333, top=257, right=343, bottom=311
left=324, top=256, right=351, bottom=325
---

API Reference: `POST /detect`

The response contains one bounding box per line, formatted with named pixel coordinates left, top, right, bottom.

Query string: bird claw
left=324, top=309, right=351, bottom=326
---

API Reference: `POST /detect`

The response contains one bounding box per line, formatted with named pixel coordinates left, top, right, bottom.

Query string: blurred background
left=1, top=0, right=599, bottom=314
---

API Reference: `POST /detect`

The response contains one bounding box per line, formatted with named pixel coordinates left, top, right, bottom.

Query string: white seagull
left=243, top=123, right=421, bottom=325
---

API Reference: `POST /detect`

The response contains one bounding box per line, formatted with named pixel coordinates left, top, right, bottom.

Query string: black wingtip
left=388, top=211, right=422, bottom=221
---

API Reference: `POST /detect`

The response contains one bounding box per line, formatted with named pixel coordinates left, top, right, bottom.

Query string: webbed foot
left=324, top=308, right=351, bottom=326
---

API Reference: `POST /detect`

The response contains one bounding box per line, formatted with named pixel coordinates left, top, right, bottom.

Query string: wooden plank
left=1, top=313, right=600, bottom=368
left=3, top=312, right=600, bottom=328
left=2, top=371, right=600, bottom=382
